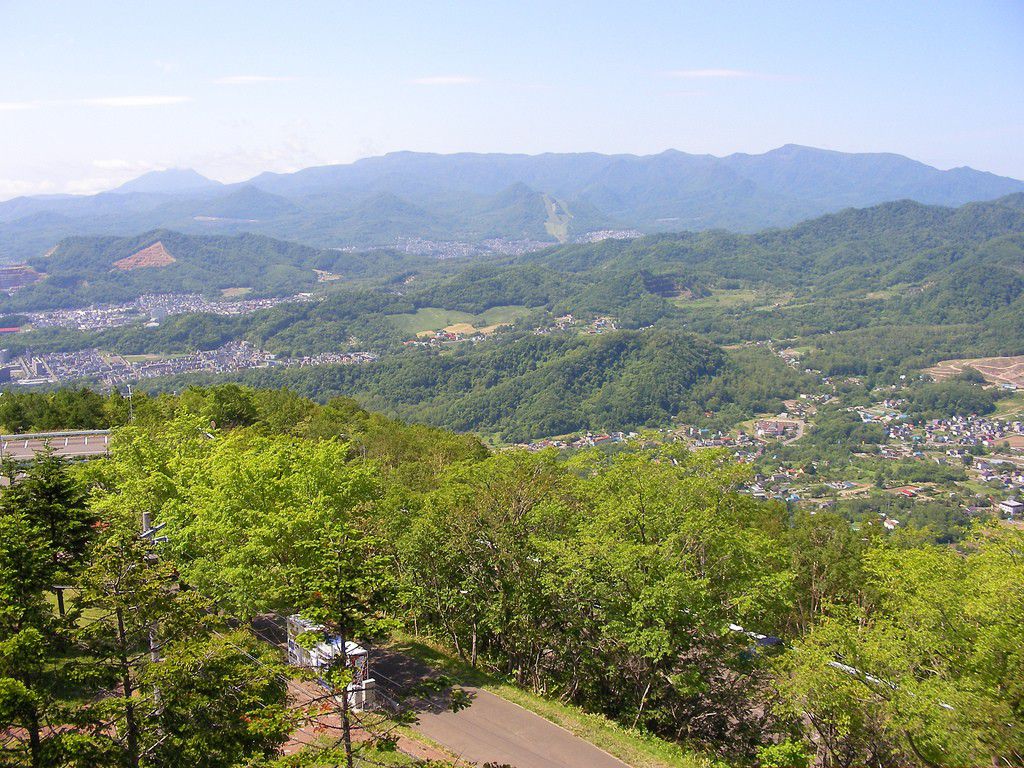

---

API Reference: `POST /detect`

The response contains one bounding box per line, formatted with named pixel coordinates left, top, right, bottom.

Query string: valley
left=4, top=6, right=1024, bottom=767
left=2, top=189, right=1023, bottom=542
left=3, top=153, right=1024, bottom=768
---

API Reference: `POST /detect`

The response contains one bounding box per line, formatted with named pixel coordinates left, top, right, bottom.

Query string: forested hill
left=1, top=145, right=1020, bottom=259
left=2, top=192, right=1022, bottom=439
left=149, top=328, right=735, bottom=442
left=524, top=192, right=1024, bottom=290
left=11, top=192, right=1023, bottom=315
left=3, top=229, right=434, bottom=311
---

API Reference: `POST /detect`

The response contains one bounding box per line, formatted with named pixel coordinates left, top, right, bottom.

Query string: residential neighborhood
left=3, top=341, right=376, bottom=387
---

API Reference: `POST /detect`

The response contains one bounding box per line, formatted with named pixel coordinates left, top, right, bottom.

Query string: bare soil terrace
left=113, top=241, right=176, bottom=270
left=926, top=355, right=1024, bottom=388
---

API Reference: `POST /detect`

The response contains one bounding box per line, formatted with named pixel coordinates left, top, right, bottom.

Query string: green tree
left=0, top=454, right=91, bottom=768
left=142, top=631, right=292, bottom=768
left=777, top=527, right=1024, bottom=766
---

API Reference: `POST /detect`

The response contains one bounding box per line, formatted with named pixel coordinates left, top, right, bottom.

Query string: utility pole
left=140, top=512, right=167, bottom=701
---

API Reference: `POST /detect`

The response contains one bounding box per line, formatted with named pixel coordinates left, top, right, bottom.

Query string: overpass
left=0, top=429, right=111, bottom=459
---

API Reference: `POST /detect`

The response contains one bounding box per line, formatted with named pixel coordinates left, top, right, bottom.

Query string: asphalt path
left=374, top=651, right=630, bottom=768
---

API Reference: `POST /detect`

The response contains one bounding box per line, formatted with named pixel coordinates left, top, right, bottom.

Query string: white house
left=999, top=498, right=1023, bottom=517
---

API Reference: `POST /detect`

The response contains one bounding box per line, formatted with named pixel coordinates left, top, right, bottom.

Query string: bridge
left=0, top=429, right=111, bottom=459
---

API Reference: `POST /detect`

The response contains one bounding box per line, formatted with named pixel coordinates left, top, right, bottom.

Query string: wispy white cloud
left=76, top=95, right=191, bottom=107
left=0, top=101, right=40, bottom=111
left=667, top=68, right=764, bottom=79
left=91, top=159, right=165, bottom=172
left=63, top=176, right=134, bottom=195
left=0, top=178, right=57, bottom=198
left=214, top=75, right=295, bottom=85
left=410, top=75, right=481, bottom=86
left=1, top=96, right=190, bottom=111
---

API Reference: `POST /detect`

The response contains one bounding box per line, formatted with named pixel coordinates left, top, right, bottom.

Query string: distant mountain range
left=1, top=145, right=1021, bottom=261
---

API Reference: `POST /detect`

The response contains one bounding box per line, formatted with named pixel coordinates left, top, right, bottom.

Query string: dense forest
left=1, top=385, right=1021, bottom=767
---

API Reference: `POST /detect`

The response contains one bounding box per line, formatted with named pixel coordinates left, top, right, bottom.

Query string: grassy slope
left=390, top=634, right=714, bottom=768
left=386, top=305, right=531, bottom=335
left=542, top=194, right=572, bottom=242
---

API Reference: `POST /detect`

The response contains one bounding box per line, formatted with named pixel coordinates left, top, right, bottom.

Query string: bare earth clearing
left=113, top=241, right=176, bottom=270
left=926, top=355, right=1024, bottom=388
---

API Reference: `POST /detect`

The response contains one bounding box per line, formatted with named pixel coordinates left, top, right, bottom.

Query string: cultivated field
left=926, top=355, right=1024, bottom=388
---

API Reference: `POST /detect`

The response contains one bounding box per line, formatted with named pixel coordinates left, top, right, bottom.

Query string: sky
left=1, top=0, right=1022, bottom=200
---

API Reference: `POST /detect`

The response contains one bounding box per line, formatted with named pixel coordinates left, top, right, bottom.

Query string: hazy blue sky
left=1, top=1, right=1022, bottom=199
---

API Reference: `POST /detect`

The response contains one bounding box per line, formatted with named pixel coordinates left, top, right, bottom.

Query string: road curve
left=375, top=652, right=630, bottom=768
left=416, top=685, right=629, bottom=768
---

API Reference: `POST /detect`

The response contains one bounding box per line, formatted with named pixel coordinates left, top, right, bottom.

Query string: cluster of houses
left=745, top=469, right=804, bottom=503
left=859, top=399, right=909, bottom=424
left=919, top=416, right=1024, bottom=448
left=23, top=292, right=318, bottom=333
left=533, top=314, right=577, bottom=336
left=404, top=327, right=497, bottom=347
left=518, top=431, right=637, bottom=451
left=754, top=419, right=800, bottom=440
left=532, top=314, right=619, bottom=337
left=583, top=316, right=618, bottom=334
left=870, top=408, right=1024, bottom=518
left=973, top=458, right=1024, bottom=494
left=6, top=341, right=378, bottom=388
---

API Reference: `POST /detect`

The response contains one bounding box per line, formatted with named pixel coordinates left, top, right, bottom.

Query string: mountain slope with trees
left=1, top=385, right=1021, bottom=767
left=1, top=146, right=1020, bottom=259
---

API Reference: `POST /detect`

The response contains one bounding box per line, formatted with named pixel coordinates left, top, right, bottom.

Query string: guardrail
left=0, top=429, right=111, bottom=441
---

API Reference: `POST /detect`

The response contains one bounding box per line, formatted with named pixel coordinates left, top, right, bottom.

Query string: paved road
left=375, top=652, right=629, bottom=768
left=0, top=430, right=110, bottom=459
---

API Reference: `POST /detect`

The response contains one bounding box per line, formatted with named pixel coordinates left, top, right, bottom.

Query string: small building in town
left=999, top=498, right=1023, bottom=517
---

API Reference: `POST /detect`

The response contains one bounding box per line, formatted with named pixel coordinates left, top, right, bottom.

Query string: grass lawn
left=994, top=391, right=1024, bottom=417
left=386, top=305, right=531, bottom=336
left=865, top=282, right=917, bottom=300
left=673, top=288, right=759, bottom=309
left=390, top=633, right=713, bottom=768
left=272, top=742, right=428, bottom=767
left=674, top=287, right=795, bottom=312
left=44, top=587, right=106, bottom=624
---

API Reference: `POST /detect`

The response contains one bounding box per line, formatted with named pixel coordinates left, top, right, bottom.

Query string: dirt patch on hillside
left=0, top=264, right=43, bottom=290
left=113, top=241, right=176, bottom=270
left=927, top=356, right=1024, bottom=388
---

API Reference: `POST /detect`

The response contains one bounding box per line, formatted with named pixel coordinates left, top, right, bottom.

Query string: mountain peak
left=112, top=168, right=222, bottom=195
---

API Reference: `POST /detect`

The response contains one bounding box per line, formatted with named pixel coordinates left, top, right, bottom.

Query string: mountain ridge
left=0, top=146, right=1020, bottom=261
left=113, top=168, right=223, bottom=195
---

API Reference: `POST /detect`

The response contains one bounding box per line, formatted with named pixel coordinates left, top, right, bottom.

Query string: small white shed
left=286, top=615, right=376, bottom=710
